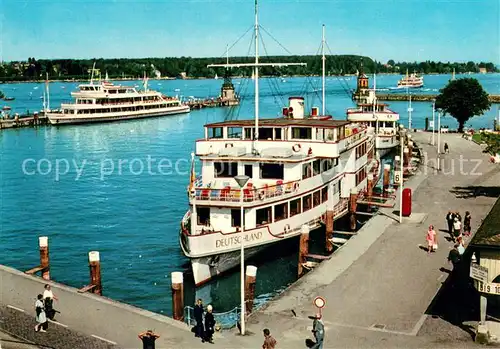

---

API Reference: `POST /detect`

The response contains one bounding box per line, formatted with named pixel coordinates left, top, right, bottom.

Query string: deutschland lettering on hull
left=215, top=232, right=263, bottom=248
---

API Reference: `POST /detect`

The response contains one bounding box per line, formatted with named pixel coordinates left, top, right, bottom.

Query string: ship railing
left=184, top=306, right=241, bottom=330
left=193, top=180, right=299, bottom=203
left=333, top=198, right=349, bottom=216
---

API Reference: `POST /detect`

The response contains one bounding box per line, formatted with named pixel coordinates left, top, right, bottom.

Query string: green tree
left=435, top=78, right=491, bottom=132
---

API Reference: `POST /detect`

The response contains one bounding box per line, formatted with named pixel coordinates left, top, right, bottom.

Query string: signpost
left=313, top=296, right=326, bottom=316
left=470, top=264, right=488, bottom=283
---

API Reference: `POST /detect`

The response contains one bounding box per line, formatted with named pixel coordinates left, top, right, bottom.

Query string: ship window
left=332, top=181, right=341, bottom=195
left=197, top=207, right=210, bottom=226
left=325, top=129, right=335, bottom=141
left=244, top=128, right=254, bottom=140
left=260, top=163, right=284, bottom=180
left=291, top=127, right=312, bottom=140
left=322, top=159, right=333, bottom=172
left=228, top=127, right=242, bottom=139
left=313, top=160, right=321, bottom=176
left=274, top=202, right=288, bottom=222
left=302, top=162, right=312, bottom=180
left=214, top=162, right=237, bottom=178
left=231, top=209, right=245, bottom=228
left=258, top=128, right=273, bottom=140
left=302, top=194, right=312, bottom=212
left=274, top=128, right=282, bottom=140
left=316, top=128, right=324, bottom=141
left=290, top=198, right=301, bottom=217
left=313, top=190, right=321, bottom=207
left=244, top=165, right=253, bottom=178
left=256, top=207, right=272, bottom=226
left=321, top=187, right=328, bottom=203
left=209, top=127, right=223, bottom=139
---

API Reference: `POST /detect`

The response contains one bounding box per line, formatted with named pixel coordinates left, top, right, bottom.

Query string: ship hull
left=47, top=106, right=190, bottom=125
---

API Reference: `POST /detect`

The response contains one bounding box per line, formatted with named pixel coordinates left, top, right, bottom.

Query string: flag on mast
left=188, top=152, right=196, bottom=193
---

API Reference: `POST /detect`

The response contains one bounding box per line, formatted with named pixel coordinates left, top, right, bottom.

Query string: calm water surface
left=1, top=74, right=498, bottom=315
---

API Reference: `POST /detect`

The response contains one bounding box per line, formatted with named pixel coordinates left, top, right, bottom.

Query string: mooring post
left=383, top=164, right=391, bottom=197
left=349, top=187, right=358, bottom=231
left=403, top=147, right=410, bottom=169
left=366, top=173, right=374, bottom=198
left=325, top=210, right=334, bottom=253
left=298, top=225, right=310, bottom=278
left=88, top=251, right=102, bottom=296
left=171, top=271, right=184, bottom=321
left=245, top=265, right=257, bottom=314
left=39, top=236, right=50, bottom=280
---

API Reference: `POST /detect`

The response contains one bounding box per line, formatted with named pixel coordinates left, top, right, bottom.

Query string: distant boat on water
left=214, top=74, right=218, bottom=80
left=396, top=69, right=424, bottom=89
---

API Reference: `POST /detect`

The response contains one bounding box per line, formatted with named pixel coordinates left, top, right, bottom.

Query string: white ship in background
left=396, top=70, right=424, bottom=89
left=179, top=14, right=379, bottom=286
left=47, top=68, right=189, bottom=125
left=349, top=70, right=400, bottom=157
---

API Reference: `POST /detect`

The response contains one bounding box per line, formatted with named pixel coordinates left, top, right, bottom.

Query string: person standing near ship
left=202, top=305, right=215, bottom=344
left=194, top=299, right=204, bottom=338
left=34, top=294, right=47, bottom=333
left=311, top=313, right=325, bottom=349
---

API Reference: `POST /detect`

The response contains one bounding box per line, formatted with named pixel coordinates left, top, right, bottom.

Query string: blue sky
left=1, top=0, right=498, bottom=63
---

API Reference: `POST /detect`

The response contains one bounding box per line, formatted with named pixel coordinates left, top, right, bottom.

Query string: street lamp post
left=432, top=101, right=435, bottom=146
left=437, top=111, right=441, bottom=171
left=234, top=174, right=250, bottom=335
left=399, top=124, right=404, bottom=224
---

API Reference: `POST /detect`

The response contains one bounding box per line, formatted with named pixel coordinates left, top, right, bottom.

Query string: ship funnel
left=288, top=97, right=304, bottom=119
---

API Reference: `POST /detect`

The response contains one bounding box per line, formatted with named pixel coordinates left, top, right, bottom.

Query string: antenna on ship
left=321, top=24, right=326, bottom=116
left=373, top=73, right=378, bottom=136
left=143, top=71, right=148, bottom=92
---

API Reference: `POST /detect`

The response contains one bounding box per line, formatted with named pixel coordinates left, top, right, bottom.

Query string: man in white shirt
left=43, top=284, right=57, bottom=320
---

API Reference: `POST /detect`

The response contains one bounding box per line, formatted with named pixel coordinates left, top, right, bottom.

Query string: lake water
left=1, top=73, right=498, bottom=316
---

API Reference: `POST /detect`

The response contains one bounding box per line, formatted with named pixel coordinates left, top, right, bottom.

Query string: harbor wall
left=0, top=265, right=191, bottom=347
left=376, top=93, right=500, bottom=103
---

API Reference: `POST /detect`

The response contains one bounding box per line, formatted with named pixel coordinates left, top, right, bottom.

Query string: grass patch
left=472, top=133, right=485, bottom=143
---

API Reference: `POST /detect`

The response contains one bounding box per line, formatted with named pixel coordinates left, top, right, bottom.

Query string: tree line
left=0, top=56, right=497, bottom=82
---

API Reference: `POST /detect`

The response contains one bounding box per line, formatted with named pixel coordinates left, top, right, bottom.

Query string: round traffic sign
left=313, top=296, right=326, bottom=309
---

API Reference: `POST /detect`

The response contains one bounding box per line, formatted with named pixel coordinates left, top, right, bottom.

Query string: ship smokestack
left=288, top=97, right=304, bottom=119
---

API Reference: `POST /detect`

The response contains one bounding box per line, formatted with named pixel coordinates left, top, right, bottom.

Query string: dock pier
left=0, top=112, right=49, bottom=129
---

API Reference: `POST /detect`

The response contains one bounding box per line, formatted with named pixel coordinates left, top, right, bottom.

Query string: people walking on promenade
left=43, top=284, right=57, bottom=320
left=455, top=211, right=462, bottom=223
left=452, top=217, right=462, bottom=242
left=203, top=305, right=215, bottom=344
left=426, top=225, right=437, bottom=254
left=194, top=299, right=204, bottom=338
left=444, top=142, right=449, bottom=154
left=446, top=211, right=454, bottom=235
left=138, top=330, right=160, bottom=349
left=457, top=236, right=465, bottom=255
left=311, top=313, right=325, bottom=349
left=464, top=211, right=472, bottom=237
left=34, top=294, right=47, bottom=333
left=262, top=328, right=277, bottom=349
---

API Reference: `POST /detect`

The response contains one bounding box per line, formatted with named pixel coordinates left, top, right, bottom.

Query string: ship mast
left=206, top=0, right=306, bottom=152
left=254, top=0, right=259, bottom=146
left=321, top=24, right=326, bottom=116
left=373, top=73, right=378, bottom=136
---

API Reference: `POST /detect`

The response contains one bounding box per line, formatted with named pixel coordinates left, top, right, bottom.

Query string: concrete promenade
left=1, top=132, right=498, bottom=348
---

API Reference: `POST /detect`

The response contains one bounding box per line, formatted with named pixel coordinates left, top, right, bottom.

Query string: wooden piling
left=325, top=210, right=334, bottom=253
left=88, top=251, right=102, bottom=296
left=383, top=164, right=391, bottom=197
left=349, top=188, right=358, bottom=231
left=245, top=265, right=257, bottom=314
left=39, top=236, right=50, bottom=280
left=403, top=147, right=410, bottom=168
left=366, top=174, right=374, bottom=199
left=171, top=272, right=184, bottom=321
left=298, top=225, right=310, bottom=278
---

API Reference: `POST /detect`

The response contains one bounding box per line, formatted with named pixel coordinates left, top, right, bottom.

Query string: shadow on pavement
left=450, top=186, right=500, bottom=199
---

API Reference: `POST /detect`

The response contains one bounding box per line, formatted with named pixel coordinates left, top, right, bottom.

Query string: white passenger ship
left=348, top=71, right=400, bottom=158
left=396, top=70, right=424, bottom=89
left=47, top=74, right=189, bottom=125
left=179, top=15, right=379, bottom=285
